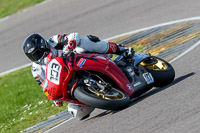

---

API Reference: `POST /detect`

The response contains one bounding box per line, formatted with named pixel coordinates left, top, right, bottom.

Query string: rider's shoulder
left=47, top=35, right=59, bottom=47
left=32, top=62, right=40, bottom=68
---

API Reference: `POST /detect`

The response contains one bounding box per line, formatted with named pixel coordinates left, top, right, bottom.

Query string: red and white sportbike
left=42, top=52, right=175, bottom=110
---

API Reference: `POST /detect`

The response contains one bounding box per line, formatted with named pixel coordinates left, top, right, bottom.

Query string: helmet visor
left=27, top=49, right=46, bottom=64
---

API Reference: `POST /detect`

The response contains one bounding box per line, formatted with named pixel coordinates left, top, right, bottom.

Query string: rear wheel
left=74, top=86, right=130, bottom=110
left=140, top=56, right=175, bottom=87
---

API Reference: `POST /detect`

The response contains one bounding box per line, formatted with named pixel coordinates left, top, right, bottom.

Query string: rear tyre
left=74, top=86, right=130, bottom=110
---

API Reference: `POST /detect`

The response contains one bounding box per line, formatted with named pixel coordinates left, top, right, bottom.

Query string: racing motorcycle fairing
left=42, top=53, right=85, bottom=104
left=71, top=54, right=135, bottom=96
left=39, top=49, right=175, bottom=111
left=42, top=53, right=68, bottom=100
left=42, top=53, right=135, bottom=101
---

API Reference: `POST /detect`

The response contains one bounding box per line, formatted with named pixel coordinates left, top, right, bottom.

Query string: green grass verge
left=0, top=66, right=66, bottom=133
left=0, top=0, right=45, bottom=18
left=0, top=0, right=67, bottom=132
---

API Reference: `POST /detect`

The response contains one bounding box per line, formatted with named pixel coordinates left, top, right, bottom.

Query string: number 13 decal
left=47, top=59, right=62, bottom=85
left=50, top=63, right=60, bottom=81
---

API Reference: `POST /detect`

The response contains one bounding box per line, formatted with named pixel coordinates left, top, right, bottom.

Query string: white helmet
left=68, top=103, right=95, bottom=120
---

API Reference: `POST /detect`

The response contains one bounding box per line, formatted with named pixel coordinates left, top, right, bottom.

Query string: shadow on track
left=85, top=72, right=195, bottom=121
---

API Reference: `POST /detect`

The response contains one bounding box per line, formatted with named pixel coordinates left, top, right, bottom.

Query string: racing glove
left=62, top=40, right=77, bottom=55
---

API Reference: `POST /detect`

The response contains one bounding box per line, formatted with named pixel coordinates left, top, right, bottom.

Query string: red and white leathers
left=32, top=32, right=123, bottom=120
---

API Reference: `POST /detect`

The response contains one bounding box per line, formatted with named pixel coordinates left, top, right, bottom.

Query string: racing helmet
left=68, top=103, right=95, bottom=120
left=23, top=33, right=50, bottom=64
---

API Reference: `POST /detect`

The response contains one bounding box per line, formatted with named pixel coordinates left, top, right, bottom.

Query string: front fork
left=70, top=74, right=111, bottom=97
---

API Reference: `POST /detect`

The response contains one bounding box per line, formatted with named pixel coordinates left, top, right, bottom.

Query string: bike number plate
left=47, top=59, right=62, bottom=85
left=143, top=73, right=154, bottom=84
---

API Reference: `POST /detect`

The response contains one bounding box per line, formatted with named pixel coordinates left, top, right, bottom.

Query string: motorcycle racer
left=23, top=32, right=134, bottom=120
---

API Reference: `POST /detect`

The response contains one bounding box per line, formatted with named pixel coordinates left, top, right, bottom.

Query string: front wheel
left=140, top=56, right=175, bottom=87
left=74, top=86, right=130, bottom=110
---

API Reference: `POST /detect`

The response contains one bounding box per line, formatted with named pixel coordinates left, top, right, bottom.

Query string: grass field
left=0, top=0, right=45, bottom=18
left=0, top=67, right=66, bottom=133
left=0, top=1, right=66, bottom=132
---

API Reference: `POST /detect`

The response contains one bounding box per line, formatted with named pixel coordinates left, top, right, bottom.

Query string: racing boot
left=107, top=42, right=135, bottom=63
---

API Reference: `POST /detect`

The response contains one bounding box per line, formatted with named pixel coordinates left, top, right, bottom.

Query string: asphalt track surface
left=1, top=0, right=200, bottom=133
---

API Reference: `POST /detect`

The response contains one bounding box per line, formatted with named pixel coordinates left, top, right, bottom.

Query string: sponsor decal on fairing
left=77, top=58, right=86, bottom=68
left=127, top=84, right=133, bottom=90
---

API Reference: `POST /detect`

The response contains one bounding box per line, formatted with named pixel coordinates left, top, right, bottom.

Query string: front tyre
left=74, top=86, right=130, bottom=110
left=140, top=56, right=175, bottom=87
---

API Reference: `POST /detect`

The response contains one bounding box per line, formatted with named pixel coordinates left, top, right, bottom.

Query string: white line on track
left=43, top=117, right=74, bottom=133
left=41, top=16, right=200, bottom=132
left=169, top=39, right=200, bottom=63
left=0, top=63, right=32, bottom=77
left=105, top=16, right=200, bottom=41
